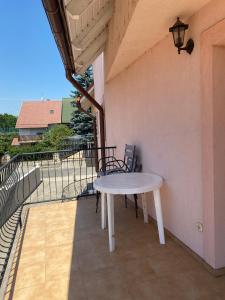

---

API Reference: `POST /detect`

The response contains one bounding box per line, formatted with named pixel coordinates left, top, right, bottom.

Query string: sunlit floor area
left=4, top=197, right=225, bottom=300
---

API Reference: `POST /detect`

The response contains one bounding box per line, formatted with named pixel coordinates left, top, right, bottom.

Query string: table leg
left=101, top=192, right=106, bottom=229
left=153, top=189, right=165, bottom=244
left=142, top=193, right=148, bottom=223
left=107, top=193, right=115, bottom=252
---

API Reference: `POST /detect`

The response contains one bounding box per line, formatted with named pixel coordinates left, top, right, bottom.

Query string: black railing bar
left=53, top=154, right=58, bottom=199
left=40, top=154, right=45, bottom=204
left=33, top=160, right=39, bottom=203
left=72, top=152, right=76, bottom=200
left=79, top=151, right=82, bottom=196
left=47, top=155, right=52, bottom=200
left=60, top=155, right=64, bottom=201
left=66, top=157, right=70, bottom=196
left=19, top=146, right=116, bottom=156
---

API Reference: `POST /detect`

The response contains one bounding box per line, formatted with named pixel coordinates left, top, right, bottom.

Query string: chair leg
left=134, top=194, right=138, bottom=218
left=124, top=195, right=128, bottom=208
left=96, top=191, right=100, bottom=213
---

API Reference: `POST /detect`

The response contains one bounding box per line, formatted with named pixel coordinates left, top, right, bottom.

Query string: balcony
left=1, top=147, right=225, bottom=299
left=18, top=135, right=43, bottom=144
left=4, top=198, right=225, bottom=300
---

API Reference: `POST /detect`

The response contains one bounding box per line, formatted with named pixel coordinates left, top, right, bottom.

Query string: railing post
left=53, top=153, right=60, bottom=163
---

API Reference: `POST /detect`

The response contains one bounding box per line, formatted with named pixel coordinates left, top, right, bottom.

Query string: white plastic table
left=93, top=172, right=165, bottom=252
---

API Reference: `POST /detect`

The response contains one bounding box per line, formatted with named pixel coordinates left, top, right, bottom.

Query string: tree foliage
left=39, top=124, right=73, bottom=150
left=71, top=108, right=93, bottom=142
left=70, top=66, right=94, bottom=142
left=0, top=114, right=17, bottom=129
left=0, top=133, right=17, bottom=156
left=70, top=66, right=93, bottom=98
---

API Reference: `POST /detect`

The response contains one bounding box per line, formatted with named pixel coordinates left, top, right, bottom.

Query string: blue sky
left=0, top=1, right=73, bottom=116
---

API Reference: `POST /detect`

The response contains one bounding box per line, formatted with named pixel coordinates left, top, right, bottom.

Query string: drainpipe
left=66, top=71, right=106, bottom=169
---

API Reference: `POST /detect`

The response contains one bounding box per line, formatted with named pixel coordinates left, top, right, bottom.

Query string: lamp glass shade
left=169, top=18, right=188, bottom=49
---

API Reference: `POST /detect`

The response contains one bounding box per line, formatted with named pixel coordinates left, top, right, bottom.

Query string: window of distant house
left=49, top=109, right=54, bottom=114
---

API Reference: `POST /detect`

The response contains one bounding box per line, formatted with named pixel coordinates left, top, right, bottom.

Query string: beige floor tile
left=128, top=276, right=192, bottom=300
left=83, top=266, right=132, bottom=300
left=46, top=228, right=75, bottom=247
left=5, top=284, right=46, bottom=300
left=18, top=249, right=45, bottom=267
left=5, top=198, right=225, bottom=300
left=13, top=262, right=46, bottom=290
left=44, top=273, right=87, bottom=300
left=45, top=244, right=79, bottom=280
left=21, top=237, right=45, bottom=250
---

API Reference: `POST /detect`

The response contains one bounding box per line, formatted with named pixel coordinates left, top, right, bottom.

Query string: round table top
left=93, top=172, right=163, bottom=195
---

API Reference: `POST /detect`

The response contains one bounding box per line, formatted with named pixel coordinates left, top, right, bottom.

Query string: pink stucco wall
left=213, top=46, right=225, bottom=268
left=93, top=0, right=225, bottom=268
left=201, top=18, right=225, bottom=269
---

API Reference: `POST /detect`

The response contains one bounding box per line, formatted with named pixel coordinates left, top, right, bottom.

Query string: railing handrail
left=0, top=154, right=20, bottom=172
left=19, top=146, right=117, bottom=156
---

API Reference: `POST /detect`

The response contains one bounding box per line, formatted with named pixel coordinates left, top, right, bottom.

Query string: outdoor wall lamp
left=169, top=17, right=194, bottom=54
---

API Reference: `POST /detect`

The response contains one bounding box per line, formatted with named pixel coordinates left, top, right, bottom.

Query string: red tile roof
left=16, top=101, right=62, bottom=129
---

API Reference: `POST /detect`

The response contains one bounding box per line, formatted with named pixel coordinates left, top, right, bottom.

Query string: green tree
left=39, top=124, right=73, bottom=150
left=0, top=114, right=17, bottom=129
left=70, top=66, right=93, bottom=98
left=70, top=66, right=94, bottom=142
left=71, top=108, right=93, bottom=142
left=9, top=143, right=41, bottom=157
left=0, top=133, right=17, bottom=156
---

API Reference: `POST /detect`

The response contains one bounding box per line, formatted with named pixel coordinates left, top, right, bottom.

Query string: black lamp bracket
left=178, top=38, right=194, bottom=54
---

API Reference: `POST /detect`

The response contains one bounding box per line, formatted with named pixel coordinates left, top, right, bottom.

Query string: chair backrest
left=124, top=144, right=136, bottom=172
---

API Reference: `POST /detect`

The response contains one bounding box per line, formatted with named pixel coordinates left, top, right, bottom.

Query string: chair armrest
left=100, top=159, right=129, bottom=172
left=98, top=156, right=116, bottom=164
left=98, top=156, right=116, bottom=170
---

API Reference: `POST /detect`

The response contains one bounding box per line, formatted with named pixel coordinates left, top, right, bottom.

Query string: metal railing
left=0, top=145, right=116, bottom=288
left=0, top=155, right=22, bottom=287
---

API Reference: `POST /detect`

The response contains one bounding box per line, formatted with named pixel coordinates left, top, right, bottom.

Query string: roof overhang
left=64, top=0, right=114, bottom=74
left=42, top=0, right=113, bottom=75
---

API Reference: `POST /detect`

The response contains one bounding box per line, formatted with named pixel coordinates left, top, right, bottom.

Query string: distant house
left=61, top=98, right=77, bottom=124
left=12, top=100, right=62, bottom=146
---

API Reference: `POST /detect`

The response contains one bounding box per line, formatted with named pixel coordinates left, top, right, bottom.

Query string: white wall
left=93, top=53, right=105, bottom=105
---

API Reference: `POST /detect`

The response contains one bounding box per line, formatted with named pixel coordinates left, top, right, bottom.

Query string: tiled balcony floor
left=4, top=197, right=225, bottom=300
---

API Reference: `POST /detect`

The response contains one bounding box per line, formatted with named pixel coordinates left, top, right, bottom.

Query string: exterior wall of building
left=212, top=46, right=225, bottom=268
left=94, top=0, right=225, bottom=267
left=200, top=18, right=225, bottom=269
